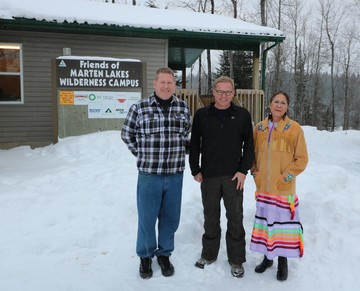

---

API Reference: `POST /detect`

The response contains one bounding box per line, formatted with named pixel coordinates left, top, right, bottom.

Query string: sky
left=0, top=126, right=360, bottom=291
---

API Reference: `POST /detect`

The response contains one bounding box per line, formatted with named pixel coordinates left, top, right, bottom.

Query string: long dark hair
left=268, top=91, right=290, bottom=121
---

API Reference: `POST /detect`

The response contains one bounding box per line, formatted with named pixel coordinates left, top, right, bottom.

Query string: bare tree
left=338, top=23, right=357, bottom=129
left=207, top=0, right=215, bottom=92
left=320, top=0, right=344, bottom=131
left=283, top=0, right=307, bottom=122
left=353, top=0, right=360, bottom=10
left=309, top=16, right=325, bottom=128
left=168, top=0, right=211, bottom=12
left=230, top=0, right=238, bottom=18
left=349, top=76, right=360, bottom=129
left=227, top=1, right=238, bottom=79
left=266, top=0, right=284, bottom=94
left=145, top=0, right=159, bottom=8
left=260, top=0, right=266, bottom=26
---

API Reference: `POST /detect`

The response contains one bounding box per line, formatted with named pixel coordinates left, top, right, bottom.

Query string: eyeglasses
left=213, top=89, right=234, bottom=96
left=272, top=100, right=288, bottom=106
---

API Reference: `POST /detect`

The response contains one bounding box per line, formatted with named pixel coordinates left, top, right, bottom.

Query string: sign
left=59, top=91, right=74, bottom=105
left=87, top=91, right=141, bottom=119
left=59, top=90, right=141, bottom=118
left=56, top=59, right=142, bottom=88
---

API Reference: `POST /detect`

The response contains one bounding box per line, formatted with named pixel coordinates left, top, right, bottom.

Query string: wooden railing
left=176, top=89, right=265, bottom=124
left=235, top=89, right=265, bottom=125
left=175, top=89, right=204, bottom=118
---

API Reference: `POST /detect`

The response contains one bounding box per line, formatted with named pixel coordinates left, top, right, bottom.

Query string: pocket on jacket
left=171, top=112, right=187, bottom=133
left=141, top=113, right=160, bottom=135
left=277, top=177, right=292, bottom=191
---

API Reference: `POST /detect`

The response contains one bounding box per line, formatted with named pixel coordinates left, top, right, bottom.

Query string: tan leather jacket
left=252, top=116, right=308, bottom=196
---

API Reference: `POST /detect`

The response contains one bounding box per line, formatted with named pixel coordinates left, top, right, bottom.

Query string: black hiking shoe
left=255, top=256, right=274, bottom=273
left=139, top=257, right=153, bottom=279
left=157, top=256, right=175, bottom=277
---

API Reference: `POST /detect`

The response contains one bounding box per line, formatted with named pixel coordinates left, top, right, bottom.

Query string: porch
left=176, top=89, right=265, bottom=125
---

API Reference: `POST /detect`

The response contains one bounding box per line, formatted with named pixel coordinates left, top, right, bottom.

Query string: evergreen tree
left=216, top=50, right=253, bottom=89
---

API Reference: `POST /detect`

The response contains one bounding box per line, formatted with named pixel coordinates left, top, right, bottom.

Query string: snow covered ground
left=1, top=126, right=359, bottom=291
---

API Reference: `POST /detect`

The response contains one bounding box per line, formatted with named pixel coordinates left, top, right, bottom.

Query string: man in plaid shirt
left=121, top=67, right=191, bottom=279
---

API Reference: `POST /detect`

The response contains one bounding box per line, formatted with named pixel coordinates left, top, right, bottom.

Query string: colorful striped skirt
left=250, top=192, right=304, bottom=260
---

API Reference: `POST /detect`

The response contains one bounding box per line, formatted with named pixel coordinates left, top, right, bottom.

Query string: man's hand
left=194, top=172, right=203, bottom=183
left=231, top=172, right=246, bottom=190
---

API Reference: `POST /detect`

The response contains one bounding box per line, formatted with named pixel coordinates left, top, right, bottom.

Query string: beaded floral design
left=284, top=123, right=291, bottom=131
left=284, top=173, right=295, bottom=183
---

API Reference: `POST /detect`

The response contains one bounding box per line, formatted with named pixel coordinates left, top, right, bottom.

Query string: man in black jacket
left=189, top=76, right=254, bottom=278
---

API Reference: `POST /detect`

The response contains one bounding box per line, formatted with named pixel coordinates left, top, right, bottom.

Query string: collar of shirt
left=150, top=93, right=178, bottom=105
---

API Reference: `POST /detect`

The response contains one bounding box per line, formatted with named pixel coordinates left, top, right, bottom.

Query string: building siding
left=0, top=30, right=167, bottom=148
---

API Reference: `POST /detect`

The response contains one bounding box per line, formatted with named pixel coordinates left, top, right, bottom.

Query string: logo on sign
left=58, top=60, right=67, bottom=68
left=88, top=94, right=96, bottom=101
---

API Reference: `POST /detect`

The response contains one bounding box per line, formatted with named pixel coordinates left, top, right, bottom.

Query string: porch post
left=182, top=66, right=186, bottom=89
left=252, top=47, right=260, bottom=90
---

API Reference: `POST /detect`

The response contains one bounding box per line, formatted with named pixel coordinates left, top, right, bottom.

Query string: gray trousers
left=200, top=175, right=246, bottom=265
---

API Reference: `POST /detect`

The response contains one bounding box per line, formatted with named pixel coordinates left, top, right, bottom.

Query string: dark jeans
left=200, top=176, right=246, bottom=265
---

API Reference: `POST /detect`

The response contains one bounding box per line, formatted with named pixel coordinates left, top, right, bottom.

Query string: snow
left=57, top=56, right=141, bottom=62
left=0, top=0, right=283, bottom=37
left=0, top=126, right=359, bottom=290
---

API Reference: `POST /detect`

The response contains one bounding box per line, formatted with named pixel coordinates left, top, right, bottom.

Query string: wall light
left=63, top=47, right=72, bottom=56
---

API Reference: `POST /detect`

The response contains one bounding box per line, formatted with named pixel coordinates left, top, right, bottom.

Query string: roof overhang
left=0, top=18, right=285, bottom=69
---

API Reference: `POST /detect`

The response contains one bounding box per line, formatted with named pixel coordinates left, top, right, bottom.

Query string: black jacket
left=189, top=102, right=254, bottom=178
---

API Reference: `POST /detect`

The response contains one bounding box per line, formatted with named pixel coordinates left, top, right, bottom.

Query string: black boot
left=276, top=256, right=288, bottom=281
left=139, top=257, right=153, bottom=279
left=255, top=256, right=273, bottom=273
left=157, top=256, right=175, bottom=277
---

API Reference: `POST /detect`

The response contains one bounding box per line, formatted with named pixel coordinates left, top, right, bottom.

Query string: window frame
left=0, top=43, right=24, bottom=105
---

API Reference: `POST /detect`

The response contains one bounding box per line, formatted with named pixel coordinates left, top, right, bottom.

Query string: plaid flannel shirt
left=121, top=95, right=191, bottom=175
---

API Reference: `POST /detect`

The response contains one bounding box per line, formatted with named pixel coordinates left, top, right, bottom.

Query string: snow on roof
left=57, top=56, right=141, bottom=62
left=0, top=0, right=284, bottom=38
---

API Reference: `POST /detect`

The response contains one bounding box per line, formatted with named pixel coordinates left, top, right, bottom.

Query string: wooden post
left=182, top=66, right=186, bottom=89
left=252, top=48, right=260, bottom=90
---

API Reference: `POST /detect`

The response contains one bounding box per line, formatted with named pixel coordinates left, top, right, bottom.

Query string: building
left=0, top=0, right=285, bottom=148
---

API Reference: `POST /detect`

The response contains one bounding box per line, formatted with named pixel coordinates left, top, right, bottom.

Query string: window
left=0, top=43, right=23, bottom=104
